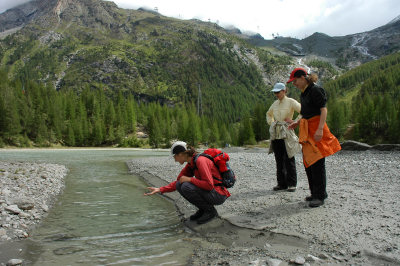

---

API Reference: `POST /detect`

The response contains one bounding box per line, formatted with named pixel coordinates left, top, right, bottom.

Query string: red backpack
left=193, top=148, right=236, bottom=188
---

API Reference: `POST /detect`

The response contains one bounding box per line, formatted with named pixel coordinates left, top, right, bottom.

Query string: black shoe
left=309, top=199, right=324, bottom=208
left=273, top=185, right=287, bottom=191
left=287, top=186, right=297, bottom=192
left=190, top=209, right=204, bottom=221
left=197, top=208, right=217, bottom=224
left=305, top=196, right=313, bottom=201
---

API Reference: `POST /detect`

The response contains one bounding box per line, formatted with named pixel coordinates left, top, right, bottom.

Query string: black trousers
left=272, top=139, right=297, bottom=188
left=305, top=158, right=327, bottom=200
left=176, top=181, right=227, bottom=211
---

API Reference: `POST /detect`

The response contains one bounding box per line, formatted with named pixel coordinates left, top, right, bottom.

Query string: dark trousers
left=272, top=139, right=297, bottom=188
left=176, top=181, right=227, bottom=211
left=305, top=158, right=327, bottom=200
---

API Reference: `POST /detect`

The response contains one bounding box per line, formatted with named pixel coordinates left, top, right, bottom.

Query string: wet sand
left=127, top=149, right=400, bottom=265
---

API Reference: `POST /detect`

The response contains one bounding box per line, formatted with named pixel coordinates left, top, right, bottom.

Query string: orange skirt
left=299, top=116, right=341, bottom=168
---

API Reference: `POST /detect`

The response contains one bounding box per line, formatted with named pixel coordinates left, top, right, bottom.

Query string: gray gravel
left=128, top=149, right=400, bottom=265
left=0, top=161, right=68, bottom=242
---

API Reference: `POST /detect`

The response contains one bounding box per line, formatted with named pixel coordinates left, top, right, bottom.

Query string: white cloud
left=0, top=0, right=31, bottom=13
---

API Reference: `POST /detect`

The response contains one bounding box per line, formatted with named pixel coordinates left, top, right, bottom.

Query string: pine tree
left=327, top=97, right=346, bottom=138
left=208, top=121, right=220, bottom=147
left=239, top=116, right=256, bottom=145
left=252, top=103, right=268, bottom=141
left=148, top=114, right=162, bottom=148
left=219, top=123, right=232, bottom=147
left=66, top=124, right=76, bottom=146
left=186, top=109, right=201, bottom=147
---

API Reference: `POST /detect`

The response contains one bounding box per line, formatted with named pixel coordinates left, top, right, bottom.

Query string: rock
left=267, top=258, right=283, bottom=266
left=318, top=253, right=331, bottom=260
left=331, top=254, right=345, bottom=262
left=306, top=254, right=321, bottom=262
left=18, top=212, right=31, bottom=218
left=42, top=204, right=49, bottom=212
left=290, top=256, right=305, bottom=265
left=6, top=259, right=23, bottom=266
left=17, top=202, right=34, bottom=211
left=2, top=188, right=11, bottom=196
left=5, top=205, right=22, bottom=214
left=0, top=228, right=7, bottom=236
left=340, top=140, right=371, bottom=151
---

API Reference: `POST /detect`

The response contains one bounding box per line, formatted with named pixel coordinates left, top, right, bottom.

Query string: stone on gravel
left=291, top=256, right=305, bottom=265
left=266, top=258, right=283, bottom=266
left=5, top=205, right=21, bottom=215
left=306, top=254, right=321, bottom=262
left=16, top=202, right=34, bottom=211
left=6, top=258, right=23, bottom=266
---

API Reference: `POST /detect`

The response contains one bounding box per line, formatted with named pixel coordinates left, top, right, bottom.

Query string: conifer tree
left=148, top=114, right=162, bottom=148
left=327, top=97, right=346, bottom=138
left=66, top=124, right=76, bottom=146
left=238, top=116, right=256, bottom=145
left=252, top=103, right=269, bottom=141
left=186, top=109, right=201, bottom=147
left=208, top=121, right=220, bottom=146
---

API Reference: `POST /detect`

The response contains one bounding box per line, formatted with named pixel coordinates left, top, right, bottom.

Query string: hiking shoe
left=287, top=186, right=296, bottom=192
left=190, top=209, right=204, bottom=221
left=309, top=199, right=324, bottom=208
left=273, top=185, right=287, bottom=191
left=305, top=196, right=313, bottom=201
left=197, top=208, right=217, bottom=224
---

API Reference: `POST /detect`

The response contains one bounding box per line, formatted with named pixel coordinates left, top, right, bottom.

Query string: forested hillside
left=0, top=69, right=265, bottom=148
left=325, top=52, right=400, bottom=144
left=0, top=0, right=399, bottom=148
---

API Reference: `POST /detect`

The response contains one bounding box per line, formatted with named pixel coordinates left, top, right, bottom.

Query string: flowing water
left=0, top=149, right=195, bottom=265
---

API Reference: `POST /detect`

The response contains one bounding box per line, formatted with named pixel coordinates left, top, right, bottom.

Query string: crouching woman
left=144, top=141, right=230, bottom=224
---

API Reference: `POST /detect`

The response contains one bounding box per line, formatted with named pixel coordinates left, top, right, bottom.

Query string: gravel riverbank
left=127, top=149, right=400, bottom=265
left=0, top=162, right=68, bottom=244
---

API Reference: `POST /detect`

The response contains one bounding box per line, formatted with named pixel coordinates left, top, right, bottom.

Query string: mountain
left=0, top=0, right=294, bottom=122
left=248, top=17, right=400, bottom=68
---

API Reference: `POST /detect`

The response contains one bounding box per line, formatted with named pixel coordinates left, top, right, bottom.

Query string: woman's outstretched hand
left=144, top=187, right=160, bottom=196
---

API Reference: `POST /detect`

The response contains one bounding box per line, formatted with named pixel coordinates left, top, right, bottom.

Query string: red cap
left=287, top=67, right=308, bottom=83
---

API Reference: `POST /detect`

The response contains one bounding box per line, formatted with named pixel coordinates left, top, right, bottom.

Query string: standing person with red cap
left=287, top=68, right=341, bottom=207
left=266, top=82, right=302, bottom=192
left=144, top=141, right=230, bottom=224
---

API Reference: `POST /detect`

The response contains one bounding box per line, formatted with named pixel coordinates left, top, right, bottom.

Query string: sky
left=1, top=0, right=399, bottom=39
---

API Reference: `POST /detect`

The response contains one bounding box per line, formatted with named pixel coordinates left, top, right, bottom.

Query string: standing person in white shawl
left=267, top=83, right=302, bottom=192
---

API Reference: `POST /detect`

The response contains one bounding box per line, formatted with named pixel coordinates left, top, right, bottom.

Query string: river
left=0, top=149, right=195, bottom=265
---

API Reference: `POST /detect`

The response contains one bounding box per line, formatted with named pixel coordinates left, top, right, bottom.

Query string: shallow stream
left=0, top=149, right=194, bottom=265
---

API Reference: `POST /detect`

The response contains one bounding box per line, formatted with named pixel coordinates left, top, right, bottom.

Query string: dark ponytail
left=183, top=147, right=197, bottom=157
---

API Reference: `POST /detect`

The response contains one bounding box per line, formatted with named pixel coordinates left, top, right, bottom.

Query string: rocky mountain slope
left=248, top=17, right=400, bottom=68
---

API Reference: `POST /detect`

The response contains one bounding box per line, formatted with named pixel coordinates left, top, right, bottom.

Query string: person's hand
left=179, top=176, right=191, bottom=183
left=144, top=187, right=160, bottom=196
left=284, top=118, right=294, bottom=124
left=288, top=120, right=299, bottom=130
left=314, top=128, right=323, bottom=142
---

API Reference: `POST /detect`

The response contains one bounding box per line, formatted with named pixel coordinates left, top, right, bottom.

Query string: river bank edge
left=0, top=161, right=68, bottom=265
